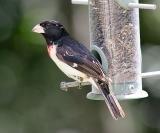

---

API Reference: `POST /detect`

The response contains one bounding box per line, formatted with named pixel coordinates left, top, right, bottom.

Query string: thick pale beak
left=32, top=24, right=45, bottom=33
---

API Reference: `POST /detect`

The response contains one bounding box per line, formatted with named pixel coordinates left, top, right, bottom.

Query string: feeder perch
left=116, top=0, right=156, bottom=9
left=72, top=0, right=88, bottom=5
left=72, top=0, right=157, bottom=10
left=60, top=0, right=158, bottom=100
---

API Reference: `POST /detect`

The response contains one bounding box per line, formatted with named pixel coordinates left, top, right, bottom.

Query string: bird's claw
left=78, top=82, right=82, bottom=89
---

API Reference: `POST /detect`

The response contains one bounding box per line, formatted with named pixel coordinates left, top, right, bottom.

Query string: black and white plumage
left=32, top=20, right=125, bottom=120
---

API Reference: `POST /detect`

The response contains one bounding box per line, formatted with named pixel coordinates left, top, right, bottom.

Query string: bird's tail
left=93, top=79, right=125, bottom=120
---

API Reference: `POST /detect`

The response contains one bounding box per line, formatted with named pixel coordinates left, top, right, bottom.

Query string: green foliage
left=0, top=0, right=159, bottom=133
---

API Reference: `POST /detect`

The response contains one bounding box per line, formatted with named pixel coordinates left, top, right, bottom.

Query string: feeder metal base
left=87, top=90, right=148, bottom=100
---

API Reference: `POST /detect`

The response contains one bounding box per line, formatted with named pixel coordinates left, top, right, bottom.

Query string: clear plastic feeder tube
left=88, top=0, right=148, bottom=100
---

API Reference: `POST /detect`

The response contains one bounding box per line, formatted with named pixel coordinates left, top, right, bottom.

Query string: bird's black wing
left=56, top=36, right=105, bottom=79
left=56, top=37, right=125, bottom=119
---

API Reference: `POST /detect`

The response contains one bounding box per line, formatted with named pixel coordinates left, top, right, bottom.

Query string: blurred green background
left=0, top=0, right=160, bottom=133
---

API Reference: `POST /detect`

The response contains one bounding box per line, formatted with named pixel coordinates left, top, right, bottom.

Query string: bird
left=32, top=20, right=125, bottom=120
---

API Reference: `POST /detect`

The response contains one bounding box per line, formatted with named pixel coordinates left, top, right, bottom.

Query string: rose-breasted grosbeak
left=32, top=20, right=125, bottom=120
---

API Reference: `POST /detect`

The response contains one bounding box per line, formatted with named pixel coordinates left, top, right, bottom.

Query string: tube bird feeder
left=87, top=0, right=148, bottom=100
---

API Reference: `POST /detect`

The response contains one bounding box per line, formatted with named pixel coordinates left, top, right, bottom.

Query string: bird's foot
left=78, top=82, right=82, bottom=89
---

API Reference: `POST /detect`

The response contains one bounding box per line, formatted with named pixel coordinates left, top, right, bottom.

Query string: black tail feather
left=95, top=79, right=125, bottom=120
left=105, top=93, right=125, bottom=119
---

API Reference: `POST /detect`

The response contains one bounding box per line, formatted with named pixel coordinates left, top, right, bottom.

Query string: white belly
left=48, top=45, right=89, bottom=82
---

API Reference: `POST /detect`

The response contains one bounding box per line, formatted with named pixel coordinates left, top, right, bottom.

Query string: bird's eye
left=40, top=22, right=51, bottom=28
left=40, top=23, right=46, bottom=27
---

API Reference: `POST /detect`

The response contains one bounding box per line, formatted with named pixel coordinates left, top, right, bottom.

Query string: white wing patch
left=73, top=63, right=78, bottom=68
left=66, top=51, right=74, bottom=56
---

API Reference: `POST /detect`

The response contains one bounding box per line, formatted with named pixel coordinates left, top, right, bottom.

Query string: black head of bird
left=32, top=20, right=68, bottom=44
